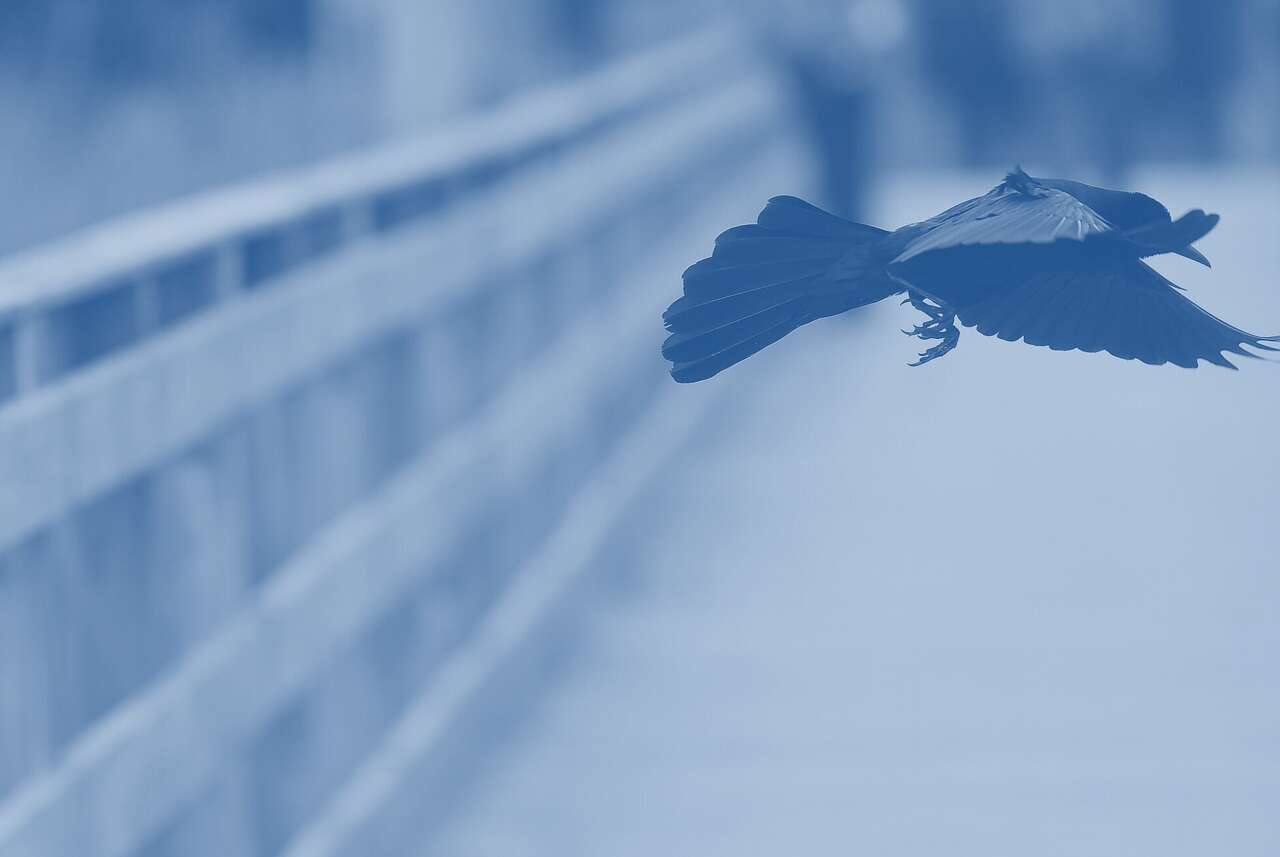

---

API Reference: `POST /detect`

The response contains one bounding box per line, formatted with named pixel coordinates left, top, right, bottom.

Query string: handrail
left=0, top=27, right=741, bottom=397
left=0, top=112, right=795, bottom=857
left=0, top=77, right=769, bottom=556
left=0, top=23, right=796, bottom=857
left=0, top=28, right=733, bottom=318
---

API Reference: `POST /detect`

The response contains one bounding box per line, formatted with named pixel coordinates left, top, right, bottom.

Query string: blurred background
left=0, top=2, right=1277, bottom=856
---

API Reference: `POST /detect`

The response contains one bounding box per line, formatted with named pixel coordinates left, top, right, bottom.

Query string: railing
left=0, top=26, right=806, bottom=857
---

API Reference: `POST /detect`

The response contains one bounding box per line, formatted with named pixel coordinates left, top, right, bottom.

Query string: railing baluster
left=133, top=275, right=161, bottom=338
left=214, top=240, right=245, bottom=301
left=0, top=325, right=17, bottom=404
left=340, top=199, right=375, bottom=244
left=14, top=312, right=53, bottom=393
left=0, top=28, right=783, bottom=857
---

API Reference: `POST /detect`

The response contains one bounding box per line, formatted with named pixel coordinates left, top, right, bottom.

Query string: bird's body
left=662, top=168, right=1277, bottom=381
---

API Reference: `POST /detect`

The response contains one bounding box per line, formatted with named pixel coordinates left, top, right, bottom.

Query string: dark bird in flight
left=662, top=168, right=1278, bottom=381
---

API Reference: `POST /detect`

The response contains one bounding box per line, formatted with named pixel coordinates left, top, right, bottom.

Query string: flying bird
left=662, top=168, right=1278, bottom=381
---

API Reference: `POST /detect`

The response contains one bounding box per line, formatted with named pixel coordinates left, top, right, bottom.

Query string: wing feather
left=1019, top=275, right=1074, bottom=347
left=894, top=183, right=1113, bottom=264
left=968, top=279, right=1034, bottom=337
left=1072, top=274, right=1116, bottom=354
left=951, top=261, right=1278, bottom=367
left=1024, top=278, right=1075, bottom=353
left=1041, top=278, right=1090, bottom=351
left=991, top=274, right=1058, bottom=343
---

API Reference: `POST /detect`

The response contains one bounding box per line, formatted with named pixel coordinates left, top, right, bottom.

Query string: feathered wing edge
left=953, top=260, right=1279, bottom=369
left=892, top=183, right=1114, bottom=265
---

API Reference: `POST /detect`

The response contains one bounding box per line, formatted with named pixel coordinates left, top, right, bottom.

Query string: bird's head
left=1026, top=171, right=1218, bottom=265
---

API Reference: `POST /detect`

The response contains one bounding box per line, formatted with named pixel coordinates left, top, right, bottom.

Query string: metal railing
left=0, top=26, right=805, bottom=857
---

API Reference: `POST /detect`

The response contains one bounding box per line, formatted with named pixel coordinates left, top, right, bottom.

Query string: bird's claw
left=902, top=292, right=959, bottom=365
left=908, top=327, right=960, bottom=366
left=903, top=319, right=951, bottom=340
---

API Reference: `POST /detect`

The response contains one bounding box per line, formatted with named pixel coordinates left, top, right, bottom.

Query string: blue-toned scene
left=1, top=2, right=1278, bottom=855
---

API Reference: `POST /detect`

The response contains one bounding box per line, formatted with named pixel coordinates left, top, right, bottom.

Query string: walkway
left=432, top=169, right=1280, bottom=857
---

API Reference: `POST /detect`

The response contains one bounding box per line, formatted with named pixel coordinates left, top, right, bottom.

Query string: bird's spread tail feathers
left=662, top=196, right=886, bottom=383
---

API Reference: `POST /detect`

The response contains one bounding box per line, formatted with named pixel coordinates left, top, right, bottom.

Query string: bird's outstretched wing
left=952, top=260, right=1279, bottom=368
left=894, top=179, right=1113, bottom=265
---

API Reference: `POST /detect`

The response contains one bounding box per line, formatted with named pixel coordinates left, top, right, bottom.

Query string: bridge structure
left=3, top=23, right=1279, bottom=857
left=0, top=28, right=809, bottom=857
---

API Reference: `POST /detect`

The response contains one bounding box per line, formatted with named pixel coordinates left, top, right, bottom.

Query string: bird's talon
left=904, top=303, right=959, bottom=365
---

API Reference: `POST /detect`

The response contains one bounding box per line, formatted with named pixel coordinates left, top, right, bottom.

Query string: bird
left=661, top=167, right=1278, bottom=382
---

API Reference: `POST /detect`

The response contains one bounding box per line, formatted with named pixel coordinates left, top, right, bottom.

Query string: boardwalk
left=434, top=169, right=1280, bottom=857
left=3, top=21, right=1277, bottom=855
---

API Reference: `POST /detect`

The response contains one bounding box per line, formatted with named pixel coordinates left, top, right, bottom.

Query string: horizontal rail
left=0, top=27, right=736, bottom=320
left=0, top=28, right=744, bottom=402
left=0, top=138, right=796, bottom=857
left=0, top=78, right=775, bottom=556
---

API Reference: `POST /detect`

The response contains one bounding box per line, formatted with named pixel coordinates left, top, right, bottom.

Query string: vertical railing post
left=341, top=198, right=376, bottom=244
left=213, top=241, right=244, bottom=303
left=14, top=311, right=53, bottom=394
left=134, top=274, right=161, bottom=337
